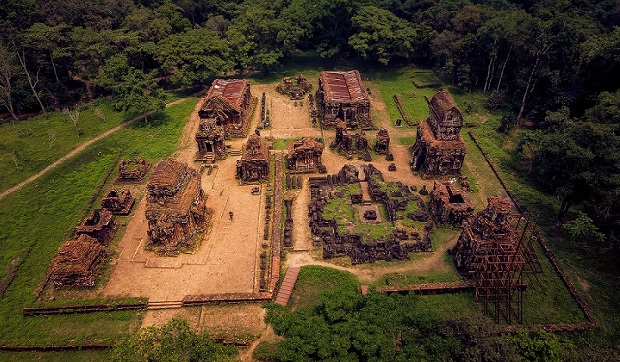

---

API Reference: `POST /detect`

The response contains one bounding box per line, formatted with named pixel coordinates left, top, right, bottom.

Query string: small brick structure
left=101, top=189, right=135, bottom=215
left=276, top=74, right=312, bottom=100
left=411, top=90, right=466, bottom=178
left=285, top=138, right=325, bottom=173
left=50, top=236, right=106, bottom=288
left=330, top=119, right=371, bottom=161
left=117, top=158, right=151, bottom=182
left=316, top=70, right=372, bottom=129
left=236, top=135, right=270, bottom=183
left=195, top=119, right=226, bottom=162
left=145, top=158, right=207, bottom=255
left=75, top=208, right=116, bottom=246
left=374, top=128, right=390, bottom=154
left=428, top=181, right=474, bottom=224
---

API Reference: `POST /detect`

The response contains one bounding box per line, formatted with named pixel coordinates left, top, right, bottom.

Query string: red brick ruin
left=308, top=165, right=432, bottom=264
left=145, top=158, right=207, bottom=255
left=50, top=235, right=106, bottom=288
left=276, top=74, right=312, bottom=100
left=411, top=90, right=466, bottom=178
left=195, top=118, right=227, bottom=162
left=374, top=127, right=390, bottom=154
left=285, top=137, right=325, bottom=173
left=316, top=70, right=372, bottom=129
left=117, top=158, right=151, bottom=182
left=101, top=189, right=135, bottom=215
left=331, top=119, right=371, bottom=161
left=237, top=135, right=270, bottom=183
left=75, top=208, right=116, bottom=246
left=451, top=196, right=542, bottom=323
left=429, top=181, right=474, bottom=224
left=198, top=79, right=252, bottom=139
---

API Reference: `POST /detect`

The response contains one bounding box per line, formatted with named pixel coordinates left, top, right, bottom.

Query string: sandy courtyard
left=102, top=79, right=436, bottom=302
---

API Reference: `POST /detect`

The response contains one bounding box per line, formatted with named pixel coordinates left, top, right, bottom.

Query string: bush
left=253, top=341, right=279, bottom=361
left=113, top=318, right=237, bottom=362
left=498, top=113, right=516, bottom=134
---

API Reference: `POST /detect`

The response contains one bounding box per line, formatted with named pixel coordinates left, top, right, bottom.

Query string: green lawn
left=0, top=98, right=196, bottom=346
left=288, top=265, right=360, bottom=310
left=0, top=91, right=198, bottom=195
left=0, top=350, right=114, bottom=362
left=372, top=67, right=440, bottom=128
left=0, top=101, right=133, bottom=194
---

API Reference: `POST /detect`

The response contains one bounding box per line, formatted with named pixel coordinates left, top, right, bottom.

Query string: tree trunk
left=495, top=43, right=513, bottom=92
left=2, top=100, right=18, bottom=123
left=0, top=73, right=18, bottom=123
left=17, top=50, right=46, bottom=113
left=484, top=55, right=496, bottom=92
left=516, top=55, right=540, bottom=125
left=557, top=197, right=572, bottom=221
left=49, top=51, right=59, bottom=83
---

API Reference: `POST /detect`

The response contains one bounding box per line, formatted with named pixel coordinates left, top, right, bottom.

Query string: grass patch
left=0, top=100, right=132, bottom=193
left=373, top=67, right=440, bottom=127
left=271, top=138, right=297, bottom=150
left=288, top=265, right=360, bottom=310
left=321, top=184, right=360, bottom=221
left=0, top=98, right=196, bottom=346
left=0, top=350, right=114, bottom=362
left=398, top=136, right=416, bottom=146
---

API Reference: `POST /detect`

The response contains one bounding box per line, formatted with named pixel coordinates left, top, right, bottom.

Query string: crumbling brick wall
left=428, top=181, right=474, bottom=224
left=101, top=189, right=135, bottom=215
left=50, top=237, right=106, bottom=288
left=276, top=74, right=312, bottom=100
left=146, top=158, right=207, bottom=255
left=75, top=208, right=116, bottom=245
left=117, top=158, right=151, bottom=182
left=286, top=138, right=325, bottom=173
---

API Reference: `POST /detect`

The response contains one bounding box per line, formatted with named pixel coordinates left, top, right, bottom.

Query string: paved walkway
left=275, top=267, right=300, bottom=306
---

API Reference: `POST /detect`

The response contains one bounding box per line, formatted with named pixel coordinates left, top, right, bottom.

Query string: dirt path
left=0, top=96, right=199, bottom=202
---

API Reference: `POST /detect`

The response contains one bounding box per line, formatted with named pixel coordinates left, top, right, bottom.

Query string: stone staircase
left=147, top=300, right=183, bottom=310
left=229, top=150, right=241, bottom=157
left=204, top=152, right=215, bottom=163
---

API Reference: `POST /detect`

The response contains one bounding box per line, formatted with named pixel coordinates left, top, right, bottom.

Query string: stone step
left=147, top=300, right=183, bottom=310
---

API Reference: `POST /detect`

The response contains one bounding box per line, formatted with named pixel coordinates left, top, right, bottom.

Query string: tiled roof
left=320, top=70, right=368, bottom=103
left=205, top=79, right=249, bottom=112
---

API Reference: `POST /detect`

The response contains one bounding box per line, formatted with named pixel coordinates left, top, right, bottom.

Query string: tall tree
left=98, top=53, right=166, bottom=121
left=348, top=6, right=416, bottom=67
left=0, top=42, right=19, bottom=122
left=16, top=47, right=46, bottom=113
left=156, top=28, right=231, bottom=86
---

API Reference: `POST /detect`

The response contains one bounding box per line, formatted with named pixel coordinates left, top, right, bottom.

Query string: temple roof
left=287, top=137, right=323, bottom=156
left=428, top=90, right=460, bottom=118
left=417, top=118, right=465, bottom=150
left=242, top=135, right=270, bottom=161
left=204, top=79, right=249, bottom=112
left=148, top=157, right=188, bottom=194
left=319, top=70, right=369, bottom=104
